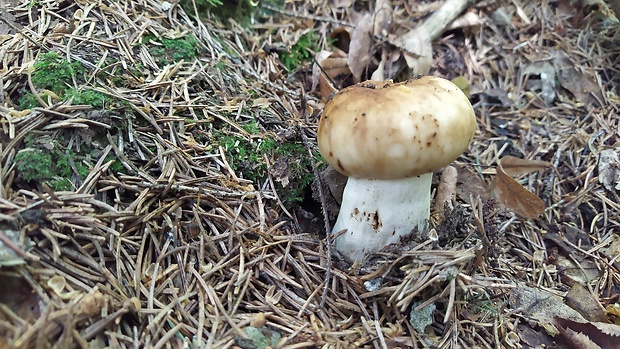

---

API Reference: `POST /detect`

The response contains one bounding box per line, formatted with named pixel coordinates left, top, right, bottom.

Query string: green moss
left=273, top=142, right=322, bottom=203
left=25, top=52, right=120, bottom=109
left=236, top=326, right=280, bottom=349
left=179, top=0, right=283, bottom=27
left=48, top=178, right=73, bottom=191
left=99, top=59, right=145, bottom=88
left=14, top=149, right=54, bottom=182
left=104, top=155, right=125, bottom=174
left=14, top=145, right=93, bottom=191
left=216, top=120, right=322, bottom=204
left=241, top=121, right=260, bottom=134
left=55, top=150, right=89, bottom=179
left=31, top=52, right=84, bottom=95
left=279, top=30, right=323, bottom=71
left=218, top=132, right=268, bottom=182
left=143, top=35, right=200, bottom=63
left=18, top=93, right=42, bottom=110
left=65, top=89, right=110, bottom=108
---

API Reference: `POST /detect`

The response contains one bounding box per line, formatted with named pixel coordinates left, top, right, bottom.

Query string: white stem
left=333, top=173, right=432, bottom=262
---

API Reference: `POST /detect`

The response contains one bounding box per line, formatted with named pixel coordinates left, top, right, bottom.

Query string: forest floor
left=1, top=0, right=620, bottom=348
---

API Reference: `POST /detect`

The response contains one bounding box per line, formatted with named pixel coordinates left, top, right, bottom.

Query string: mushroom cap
left=317, top=76, right=477, bottom=180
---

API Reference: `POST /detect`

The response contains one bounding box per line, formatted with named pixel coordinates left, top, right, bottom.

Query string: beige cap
left=318, top=76, right=476, bottom=180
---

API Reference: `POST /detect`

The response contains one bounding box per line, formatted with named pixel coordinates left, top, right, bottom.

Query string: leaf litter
left=0, top=0, right=619, bottom=348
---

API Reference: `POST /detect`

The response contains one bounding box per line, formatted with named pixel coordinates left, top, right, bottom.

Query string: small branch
left=417, top=0, right=472, bottom=41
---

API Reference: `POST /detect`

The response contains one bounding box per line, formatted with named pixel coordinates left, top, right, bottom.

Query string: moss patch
left=143, top=35, right=200, bottom=63
left=19, top=51, right=118, bottom=110
left=31, top=52, right=84, bottom=95
left=216, top=120, right=322, bottom=204
left=279, top=30, right=324, bottom=71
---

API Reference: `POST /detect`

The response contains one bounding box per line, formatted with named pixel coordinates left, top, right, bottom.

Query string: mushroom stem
left=333, top=173, right=432, bottom=262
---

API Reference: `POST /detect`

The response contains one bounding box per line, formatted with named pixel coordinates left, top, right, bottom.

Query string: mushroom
left=317, top=76, right=477, bottom=262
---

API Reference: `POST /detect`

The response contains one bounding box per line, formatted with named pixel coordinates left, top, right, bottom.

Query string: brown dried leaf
left=492, top=167, right=545, bottom=218
left=392, top=27, right=432, bottom=76
left=373, top=0, right=392, bottom=37
left=598, top=149, right=620, bottom=191
left=553, top=49, right=604, bottom=106
left=456, top=165, right=491, bottom=202
left=499, top=156, right=553, bottom=177
left=565, top=283, right=608, bottom=323
left=555, top=255, right=602, bottom=285
left=557, top=326, right=603, bottom=349
left=510, top=284, right=585, bottom=323
left=347, top=13, right=374, bottom=81
left=554, top=317, right=620, bottom=349
left=313, top=50, right=348, bottom=100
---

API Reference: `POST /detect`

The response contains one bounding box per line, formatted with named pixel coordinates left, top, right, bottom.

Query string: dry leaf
left=499, top=156, right=553, bottom=177
left=456, top=165, right=491, bottom=203
left=553, top=49, right=604, bottom=106
left=347, top=13, right=374, bottom=81
left=556, top=325, right=604, bottom=349
left=555, top=255, right=602, bottom=286
left=517, top=323, right=558, bottom=348
left=392, top=27, right=432, bottom=76
left=373, top=0, right=392, bottom=37
left=492, top=167, right=545, bottom=218
left=371, top=50, right=401, bottom=81
left=554, top=317, right=620, bottom=349
left=598, top=149, right=620, bottom=191
left=251, top=97, right=272, bottom=108
left=313, top=49, right=348, bottom=100
left=510, top=284, right=586, bottom=323
left=521, top=61, right=557, bottom=104
left=565, top=283, right=608, bottom=323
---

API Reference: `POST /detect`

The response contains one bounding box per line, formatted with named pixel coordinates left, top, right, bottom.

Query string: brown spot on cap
left=337, top=159, right=346, bottom=172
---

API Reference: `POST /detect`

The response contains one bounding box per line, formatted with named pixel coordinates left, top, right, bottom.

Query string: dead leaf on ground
left=313, top=49, right=349, bottom=100
left=598, top=149, right=620, bottom=191
left=347, top=13, right=374, bottom=82
left=565, top=283, right=608, bottom=323
left=517, top=323, right=558, bottom=348
left=492, top=167, right=545, bottom=218
left=555, top=254, right=602, bottom=286
left=391, top=26, right=432, bottom=76
left=373, top=0, right=392, bottom=37
left=371, top=49, right=401, bottom=81
left=456, top=165, right=491, bottom=203
left=510, top=284, right=586, bottom=323
left=0, top=273, right=41, bottom=322
left=554, top=317, right=620, bottom=349
left=499, top=156, right=553, bottom=177
left=521, top=61, right=557, bottom=105
left=553, top=49, right=604, bottom=106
